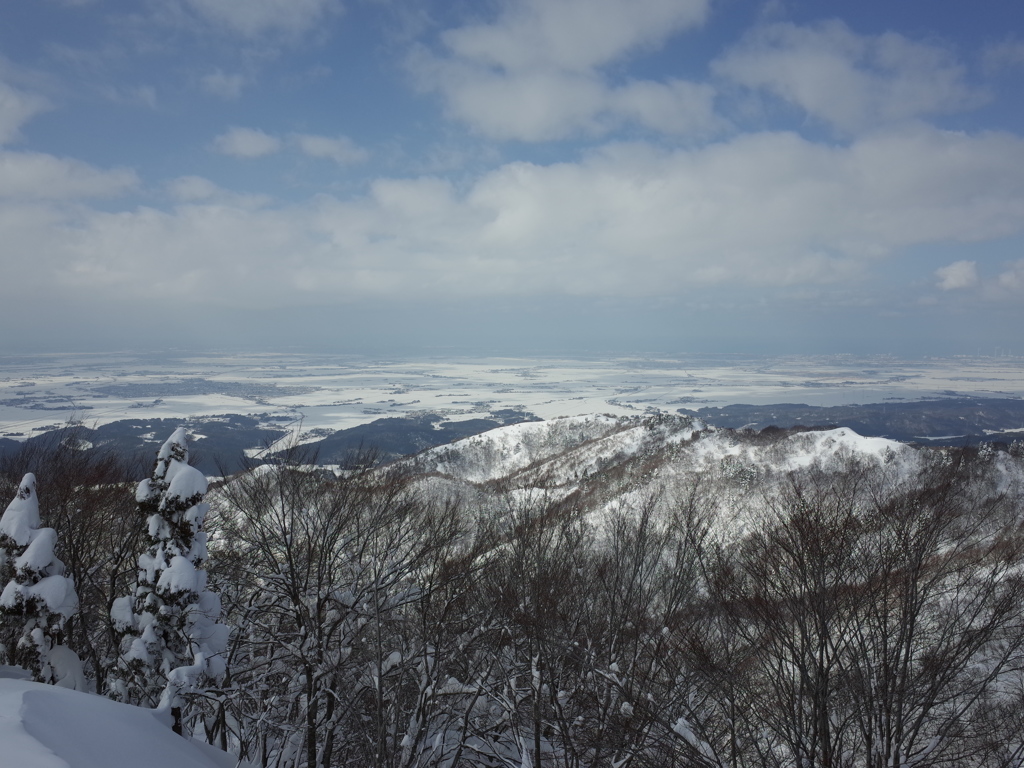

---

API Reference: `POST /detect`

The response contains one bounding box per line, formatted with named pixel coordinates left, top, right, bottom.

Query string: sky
left=1, top=0, right=1023, bottom=357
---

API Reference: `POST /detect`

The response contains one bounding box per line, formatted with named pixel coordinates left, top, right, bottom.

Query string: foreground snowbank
left=0, top=675, right=239, bottom=768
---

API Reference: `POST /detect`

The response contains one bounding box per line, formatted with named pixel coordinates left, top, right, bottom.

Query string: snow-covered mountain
left=408, top=414, right=915, bottom=483
left=10, top=415, right=1023, bottom=768
left=395, top=413, right=969, bottom=538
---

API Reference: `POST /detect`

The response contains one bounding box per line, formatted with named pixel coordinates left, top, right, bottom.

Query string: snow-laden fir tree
left=109, top=428, right=229, bottom=733
left=0, top=473, right=83, bottom=687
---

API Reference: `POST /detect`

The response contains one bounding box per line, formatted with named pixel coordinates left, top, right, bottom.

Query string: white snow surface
left=0, top=474, right=80, bottom=621
left=402, top=414, right=931, bottom=542
left=3, top=352, right=1023, bottom=440
left=109, top=595, right=135, bottom=633
left=156, top=555, right=203, bottom=596
left=47, top=646, right=87, bottom=692
left=15, top=528, right=61, bottom=573
left=136, top=478, right=154, bottom=504
left=0, top=677, right=241, bottom=768
left=157, top=428, right=190, bottom=475
left=0, top=574, right=79, bottom=619
left=779, top=427, right=907, bottom=470
left=164, top=461, right=209, bottom=505
left=409, top=415, right=629, bottom=484
left=0, top=474, right=41, bottom=546
left=686, top=426, right=915, bottom=475
left=408, top=414, right=912, bottom=491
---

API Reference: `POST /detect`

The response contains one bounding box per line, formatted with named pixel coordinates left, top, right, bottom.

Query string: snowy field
left=0, top=672, right=236, bottom=768
left=1, top=351, right=1023, bottom=439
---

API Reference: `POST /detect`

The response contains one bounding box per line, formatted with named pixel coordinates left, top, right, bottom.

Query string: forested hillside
left=2, top=416, right=1024, bottom=768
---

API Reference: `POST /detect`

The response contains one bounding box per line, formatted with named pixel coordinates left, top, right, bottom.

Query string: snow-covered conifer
left=0, top=473, right=82, bottom=686
left=109, top=428, right=229, bottom=732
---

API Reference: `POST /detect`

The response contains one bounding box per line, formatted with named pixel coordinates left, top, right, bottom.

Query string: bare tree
left=843, top=451, right=1024, bottom=768
left=210, top=451, right=469, bottom=768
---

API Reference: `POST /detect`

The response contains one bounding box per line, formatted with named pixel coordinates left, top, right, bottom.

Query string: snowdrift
left=0, top=674, right=239, bottom=768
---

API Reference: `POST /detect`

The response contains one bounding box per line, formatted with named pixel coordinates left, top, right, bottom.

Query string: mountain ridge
left=2, top=397, right=1021, bottom=477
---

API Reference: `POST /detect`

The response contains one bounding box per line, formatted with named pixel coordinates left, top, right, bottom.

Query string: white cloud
left=0, top=150, right=137, bottom=199
left=200, top=69, right=245, bottom=99
left=212, top=127, right=282, bottom=158
left=212, top=129, right=368, bottom=164
left=997, top=260, right=1024, bottom=292
left=211, top=129, right=369, bottom=164
left=412, top=58, right=719, bottom=142
left=413, top=0, right=716, bottom=141
left=99, top=84, right=158, bottom=109
left=166, top=175, right=272, bottom=208
left=714, top=21, right=984, bottom=134
left=442, top=0, right=708, bottom=73
left=167, top=176, right=221, bottom=201
left=10, top=125, right=1024, bottom=309
left=983, top=39, right=1024, bottom=72
left=0, top=80, right=50, bottom=145
left=610, top=79, right=720, bottom=136
left=292, top=133, right=368, bottom=165
left=413, top=62, right=604, bottom=141
left=183, top=0, right=340, bottom=39
left=935, top=260, right=978, bottom=290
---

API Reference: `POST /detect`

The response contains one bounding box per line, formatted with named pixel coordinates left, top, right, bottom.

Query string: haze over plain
left=1, top=0, right=1023, bottom=355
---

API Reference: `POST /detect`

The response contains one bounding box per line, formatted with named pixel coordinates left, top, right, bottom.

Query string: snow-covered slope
left=398, top=414, right=944, bottom=537
left=685, top=425, right=917, bottom=475
left=405, top=415, right=916, bottom=490
left=408, top=414, right=627, bottom=484
left=0, top=673, right=239, bottom=768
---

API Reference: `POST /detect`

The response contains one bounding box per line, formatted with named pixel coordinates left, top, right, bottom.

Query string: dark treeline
left=2, top=424, right=1024, bottom=768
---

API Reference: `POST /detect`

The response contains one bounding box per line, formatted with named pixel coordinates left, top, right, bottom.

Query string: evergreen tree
left=109, top=428, right=228, bottom=733
left=0, top=473, right=82, bottom=686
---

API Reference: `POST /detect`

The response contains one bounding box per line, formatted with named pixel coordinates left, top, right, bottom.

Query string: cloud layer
left=6, top=124, right=1023, bottom=311
left=212, top=127, right=368, bottom=164
left=1, top=3, right=1023, bottom=352
left=0, top=80, right=50, bottom=145
left=212, top=127, right=282, bottom=157
left=714, top=21, right=983, bottom=134
left=412, top=0, right=715, bottom=141
left=936, top=260, right=978, bottom=290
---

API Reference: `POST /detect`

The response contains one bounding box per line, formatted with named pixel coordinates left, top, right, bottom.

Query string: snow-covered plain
left=0, top=673, right=238, bottom=768
left=2, top=352, right=1023, bottom=442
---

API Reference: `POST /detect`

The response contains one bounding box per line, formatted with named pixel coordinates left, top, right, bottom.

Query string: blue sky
left=1, top=0, right=1023, bottom=356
